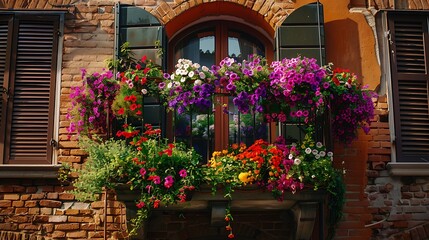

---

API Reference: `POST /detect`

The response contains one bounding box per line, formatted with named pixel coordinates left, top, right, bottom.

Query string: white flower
left=184, top=64, right=189, bottom=69
left=181, top=70, right=188, bottom=76
left=175, top=69, right=181, bottom=75
left=194, top=79, right=202, bottom=86
left=312, top=149, right=318, bottom=155
left=319, top=151, right=326, bottom=157
left=188, top=71, right=195, bottom=78
left=311, top=175, right=316, bottom=179
left=180, top=77, right=186, bottom=82
left=202, top=66, right=209, bottom=71
left=170, top=74, right=175, bottom=80
left=316, top=142, right=323, bottom=148
left=193, top=63, right=200, bottom=69
left=199, top=72, right=206, bottom=79
left=315, top=154, right=320, bottom=159
left=294, top=158, right=301, bottom=165
left=305, top=148, right=312, bottom=154
left=288, top=154, right=294, bottom=160
left=167, top=82, right=173, bottom=89
left=327, top=152, right=333, bottom=157
left=141, top=89, right=147, bottom=95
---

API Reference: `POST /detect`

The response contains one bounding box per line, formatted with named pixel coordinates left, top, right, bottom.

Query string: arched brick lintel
left=164, top=1, right=275, bottom=39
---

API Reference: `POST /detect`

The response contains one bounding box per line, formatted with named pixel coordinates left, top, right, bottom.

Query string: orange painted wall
left=296, top=0, right=381, bottom=91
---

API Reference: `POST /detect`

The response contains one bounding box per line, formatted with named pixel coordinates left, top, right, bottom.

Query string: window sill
left=0, top=165, right=61, bottom=178
left=387, top=163, right=429, bottom=176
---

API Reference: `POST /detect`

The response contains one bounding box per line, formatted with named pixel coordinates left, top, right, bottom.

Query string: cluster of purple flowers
left=67, top=69, right=118, bottom=137
left=265, top=56, right=328, bottom=123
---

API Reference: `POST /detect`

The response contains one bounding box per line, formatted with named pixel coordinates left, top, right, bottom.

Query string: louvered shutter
left=275, top=2, right=325, bottom=65
left=115, top=4, right=166, bottom=131
left=388, top=13, right=429, bottom=162
left=3, top=15, right=59, bottom=164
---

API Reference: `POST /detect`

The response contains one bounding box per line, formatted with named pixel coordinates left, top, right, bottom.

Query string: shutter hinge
left=57, top=30, right=62, bottom=37
left=50, top=139, right=59, bottom=149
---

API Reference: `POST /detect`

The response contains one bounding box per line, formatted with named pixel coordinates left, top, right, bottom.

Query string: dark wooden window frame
left=0, top=12, right=62, bottom=168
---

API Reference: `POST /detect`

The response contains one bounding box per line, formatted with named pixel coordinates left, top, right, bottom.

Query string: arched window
left=168, top=21, right=273, bottom=157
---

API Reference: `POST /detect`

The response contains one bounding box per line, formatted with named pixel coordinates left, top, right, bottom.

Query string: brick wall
left=0, top=180, right=126, bottom=239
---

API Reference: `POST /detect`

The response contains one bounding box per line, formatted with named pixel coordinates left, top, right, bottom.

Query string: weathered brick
left=28, top=208, right=40, bottom=215
left=15, top=208, right=27, bottom=214
left=402, top=206, right=427, bottom=213
left=31, top=193, right=46, bottom=200
left=65, top=209, right=80, bottom=215
left=33, top=215, right=49, bottom=223
left=24, top=200, right=38, bottom=207
left=410, top=185, right=422, bottom=192
left=47, top=192, right=59, bottom=199
left=59, top=193, right=75, bottom=200
left=18, top=223, right=39, bottom=230
left=0, top=200, right=11, bottom=207
left=39, top=200, right=62, bottom=208
left=3, top=194, right=20, bottom=200
left=21, top=194, right=31, bottom=200
left=41, top=208, right=53, bottom=215
left=52, top=231, right=66, bottom=238
left=0, top=185, right=14, bottom=192
left=414, top=192, right=426, bottom=198
left=12, top=200, right=24, bottom=207
left=49, top=215, right=68, bottom=223
left=67, top=230, right=87, bottom=238
left=55, top=223, right=80, bottom=230
left=26, top=187, right=38, bottom=193
left=68, top=216, right=94, bottom=223
left=0, top=223, right=18, bottom=231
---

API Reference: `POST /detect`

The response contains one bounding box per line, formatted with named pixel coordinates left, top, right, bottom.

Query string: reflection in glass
left=175, top=32, right=215, bottom=68
left=228, top=31, right=264, bottom=62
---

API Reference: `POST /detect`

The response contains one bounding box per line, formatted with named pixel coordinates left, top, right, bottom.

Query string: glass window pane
left=228, top=31, right=265, bottom=61
left=175, top=32, right=215, bottom=68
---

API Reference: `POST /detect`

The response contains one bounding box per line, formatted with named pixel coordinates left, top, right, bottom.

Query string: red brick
left=0, top=200, right=11, bottom=207
left=47, top=192, right=59, bottom=199
left=21, top=194, right=31, bottom=200
left=0, top=223, right=18, bottom=231
left=0, top=185, right=14, bottom=192
left=28, top=208, right=40, bottom=214
left=67, top=230, right=88, bottom=238
left=33, top=215, right=50, bottom=223
left=39, top=200, right=62, bottom=208
left=59, top=193, right=75, bottom=200
left=18, top=223, right=39, bottom=230
left=4, top=194, right=20, bottom=200
left=52, top=231, right=66, bottom=238
left=55, top=223, right=80, bottom=230
left=65, top=209, right=80, bottom=215
left=68, top=216, right=94, bottom=222
left=15, top=208, right=27, bottom=214
left=31, top=193, right=45, bottom=200
left=26, top=187, right=37, bottom=193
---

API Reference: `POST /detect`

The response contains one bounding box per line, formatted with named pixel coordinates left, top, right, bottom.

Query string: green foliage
left=70, top=137, right=137, bottom=201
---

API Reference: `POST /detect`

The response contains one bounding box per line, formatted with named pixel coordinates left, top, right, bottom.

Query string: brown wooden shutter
left=0, top=15, right=13, bottom=162
left=388, top=13, right=429, bottom=162
left=3, top=15, right=59, bottom=164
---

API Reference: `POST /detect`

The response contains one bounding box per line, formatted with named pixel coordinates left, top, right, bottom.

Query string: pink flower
left=179, top=169, right=187, bottom=178
left=140, top=168, right=146, bottom=177
left=164, top=175, right=174, bottom=188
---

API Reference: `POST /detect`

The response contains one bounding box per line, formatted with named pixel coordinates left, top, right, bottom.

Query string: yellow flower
left=238, top=172, right=249, bottom=183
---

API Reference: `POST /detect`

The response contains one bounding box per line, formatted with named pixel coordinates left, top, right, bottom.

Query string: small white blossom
left=175, top=69, right=181, bottom=75
left=311, top=175, right=316, bottom=179
left=170, top=74, right=175, bottom=80
left=294, top=158, right=301, bottom=165
left=315, top=154, right=320, bottom=159
left=202, top=66, right=209, bottom=71
left=141, top=89, right=147, bottom=95
left=167, top=82, right=173, bottom=89
left=193, top=63, right=200, bottom=69
left=305, top=148, right=312, bottom=154
left=194, top=79, right=202, bottom=86
left=184, top=64, right=189, bottom=69
left=199, top=72, right=206, bottom=79
left=180, top=77, right=186, bottom=82
left=319, top=151, right=326, bottom=157
left=312, top=149, right=318, bottom=155
left=327, top=152, right=333, bottom=157
left=288, top=154, right=294, bottom=160
left=316, top=142, right=323, bottom=148
left=188, top=71, right=195, bottom=78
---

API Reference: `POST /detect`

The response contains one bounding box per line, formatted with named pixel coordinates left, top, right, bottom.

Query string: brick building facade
left=0, top=0, right=428, bottom=239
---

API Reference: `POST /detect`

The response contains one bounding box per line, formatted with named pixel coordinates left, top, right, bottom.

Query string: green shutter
left=388, top=13, right=429, bottom=162
left=3, top=15, right=59, bottom=164
left=116, top=4, right=166, bottom=131
left=275, top=2, right=325, bottom=65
